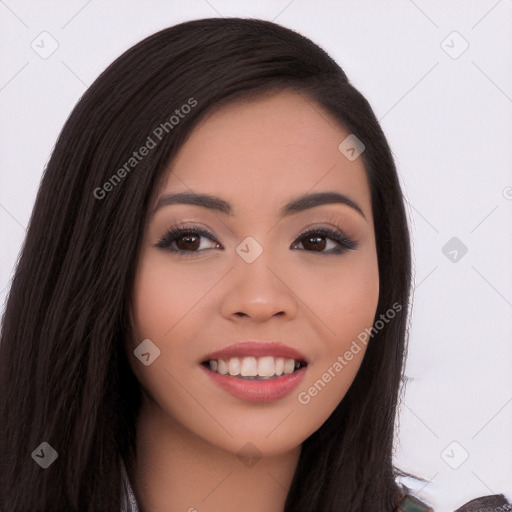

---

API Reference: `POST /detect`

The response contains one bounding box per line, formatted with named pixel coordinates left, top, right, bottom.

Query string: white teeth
left=207, top=356, right=303, bottom=378
left=257, top=356, right=275, bottom=377
left=275, top=357, right=284, bottom=376
left=217, top=359, right=228, bottom=375
left=228, top=358, right=241, bottom=376
left=240, top=356, right=258, bottom=377
left=283, top=358, right=295, bottom=375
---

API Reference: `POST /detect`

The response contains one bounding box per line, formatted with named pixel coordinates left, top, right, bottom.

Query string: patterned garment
left=120, top=458, right=140, bottom=512
left=454, top=494, right=512, bottom=512
left=395, top=492, right=512, bottom=512
left=396, top=493, right=434, bottom=511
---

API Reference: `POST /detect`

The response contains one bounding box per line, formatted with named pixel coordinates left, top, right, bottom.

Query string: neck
left=130, top=395, right=301, bottom=512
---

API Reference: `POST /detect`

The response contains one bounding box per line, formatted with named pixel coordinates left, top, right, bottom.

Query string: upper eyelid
left=159, top=218, right=355, bottom=237
left=159, top=224, right=351, bottom=239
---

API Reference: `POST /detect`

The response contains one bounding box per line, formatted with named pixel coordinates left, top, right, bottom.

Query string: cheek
left=128, top=253, right=208, bottom=392
left=294, top=248, right=380, bottom=340
left=131, top=263, right=176, bottom=340
left=131, top=252, right=212, bottom=344
left=294, top=250, right=379, bottom=415
left=128, top=252, right=210, bottom=410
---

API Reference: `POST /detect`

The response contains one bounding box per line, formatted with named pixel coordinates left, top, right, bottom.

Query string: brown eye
left=300, top=234, right=327, bottom=252
left=291, top=228, right=356, bottom=254
left=155, top=227, right=221, bottom=256
left=174, top=231, right=201, bottom=251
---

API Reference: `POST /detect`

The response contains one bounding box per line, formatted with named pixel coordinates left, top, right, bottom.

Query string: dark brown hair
left=0, top=17, right=412, bottom=511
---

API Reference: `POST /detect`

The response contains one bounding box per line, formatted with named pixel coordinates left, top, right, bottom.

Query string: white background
left=1, top=1, right=511, bottom=510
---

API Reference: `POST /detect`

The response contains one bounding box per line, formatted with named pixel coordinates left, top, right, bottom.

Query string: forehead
left=160, top=90, right=371, bottom=218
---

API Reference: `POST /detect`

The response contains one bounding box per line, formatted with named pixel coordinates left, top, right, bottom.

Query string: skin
left=127, top=89, right=379, bottom=512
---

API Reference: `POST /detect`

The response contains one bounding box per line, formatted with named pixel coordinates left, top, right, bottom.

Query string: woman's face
left=128, top=89, right=379, bottom=457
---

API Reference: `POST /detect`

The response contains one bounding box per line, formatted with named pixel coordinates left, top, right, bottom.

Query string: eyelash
left=155, top=225, right=357, bottom=257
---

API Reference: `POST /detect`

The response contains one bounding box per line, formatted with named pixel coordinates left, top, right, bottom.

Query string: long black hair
left=0, top=17, right=412, bottom=511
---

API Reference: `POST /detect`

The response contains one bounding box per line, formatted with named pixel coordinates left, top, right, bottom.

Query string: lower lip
left=200, top=364, right=307, bottom=402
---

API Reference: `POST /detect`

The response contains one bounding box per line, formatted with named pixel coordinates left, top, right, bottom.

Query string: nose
left=219, top=249, right=299, bottom=323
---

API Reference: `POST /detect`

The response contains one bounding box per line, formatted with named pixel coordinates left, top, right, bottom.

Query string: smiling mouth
left=201, top=356, right=308, bottom=380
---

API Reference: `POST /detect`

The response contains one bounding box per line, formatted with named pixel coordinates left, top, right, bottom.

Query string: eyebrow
left=152, top=191, right=366, bottom=220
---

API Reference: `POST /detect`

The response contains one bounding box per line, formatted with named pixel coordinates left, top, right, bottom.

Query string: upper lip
left=202, top=341, right=309, bottom=364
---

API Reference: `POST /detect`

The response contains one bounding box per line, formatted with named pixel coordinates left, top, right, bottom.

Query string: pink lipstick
left=200, top=341, right=309, bottom=402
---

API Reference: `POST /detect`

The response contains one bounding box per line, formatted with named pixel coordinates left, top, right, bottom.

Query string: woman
left=1, top=17, right=508, bottom=512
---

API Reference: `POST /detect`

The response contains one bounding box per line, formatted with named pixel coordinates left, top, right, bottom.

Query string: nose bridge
left=235, top=234, right=281, bottom=289
left=221, top=234, right=298, bottom=320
